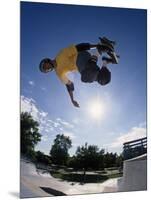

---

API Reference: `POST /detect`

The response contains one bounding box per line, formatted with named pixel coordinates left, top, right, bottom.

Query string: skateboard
left=98, top=37, right=120, bottom=64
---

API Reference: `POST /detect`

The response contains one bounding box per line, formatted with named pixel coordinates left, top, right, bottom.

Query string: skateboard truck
left=107, top=51, right=119, bottom=64
left=98, top=36, right=120, bottom=64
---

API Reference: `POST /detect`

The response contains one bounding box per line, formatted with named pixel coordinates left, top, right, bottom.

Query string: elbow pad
left=66, top=82, right=74, bottom=92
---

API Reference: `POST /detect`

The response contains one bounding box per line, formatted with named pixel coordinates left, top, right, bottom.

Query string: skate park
left=20, top=137, right=147, bottom=198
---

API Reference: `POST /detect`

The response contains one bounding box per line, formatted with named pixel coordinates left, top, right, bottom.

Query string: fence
left=123, top=137, right=147, bottom=160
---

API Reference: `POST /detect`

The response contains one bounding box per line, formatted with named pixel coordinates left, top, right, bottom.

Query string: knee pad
left=97, top=67, right=111, bottom=85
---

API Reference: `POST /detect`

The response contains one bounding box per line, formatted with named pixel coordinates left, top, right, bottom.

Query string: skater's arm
left=76, top=43, right=99, bottom=52
left=55, top=69, right=79, bottom=107
left=66, top=81, right=80, bottom=108
left=75, top=43, right=107, bottom=57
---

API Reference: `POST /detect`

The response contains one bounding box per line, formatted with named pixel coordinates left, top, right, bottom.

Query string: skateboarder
left=39, top=37, right=119, bottom=107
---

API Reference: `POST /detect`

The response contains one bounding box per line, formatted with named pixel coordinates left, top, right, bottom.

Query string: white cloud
left=60, top=120, right=74, bottom=129
left=21, top=96, right=75, bottom=141
left=41, top=87, right=46, bottom=91
left=29, top=81, right=35, bottom=86
left=40, top=111, right=48, bottom=118
left=21, top=95, right=50, bottom=133
left=47, top=119, right=54, bottom=124
left=56, top=118, right=61, bottom=121
left=110, top=125, right=146, bottom=149
left=53, top=122, right=60, bottom=128
left=50, top=127, right=54, bottom=131
left=59, top=127, right=64, bottom=131
left=21, top=96, right=48, bottom=122
left=41, top=135, right=49, bottom=142
left=72, top=118, right=80, bottom=125
left=21, top=96, right=40, bottom=121
left=56, top=118, right=74, bottom=129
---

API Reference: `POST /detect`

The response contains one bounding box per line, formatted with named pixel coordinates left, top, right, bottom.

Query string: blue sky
left=21, top=2, right=147, bottom=155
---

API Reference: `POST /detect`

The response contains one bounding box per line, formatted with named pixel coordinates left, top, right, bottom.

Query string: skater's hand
left=65, top=82, right=80, bottom=108
left=72, top=100, right=80, bottom=108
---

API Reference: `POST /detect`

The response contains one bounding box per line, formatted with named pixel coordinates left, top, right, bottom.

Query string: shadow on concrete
left=40, top=187, right=67, bottom=196
left=8, top=191, right=20, bottom=198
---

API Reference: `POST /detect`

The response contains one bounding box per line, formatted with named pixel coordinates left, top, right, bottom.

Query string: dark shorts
left=76, top=51, right=99, bottom=83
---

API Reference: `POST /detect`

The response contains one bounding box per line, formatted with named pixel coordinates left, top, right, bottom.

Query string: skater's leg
left=81, top=59, right=99, bottom=83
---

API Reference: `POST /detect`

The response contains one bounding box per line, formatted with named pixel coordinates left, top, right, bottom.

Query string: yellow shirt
left=55, top=45, right=78, bottom=84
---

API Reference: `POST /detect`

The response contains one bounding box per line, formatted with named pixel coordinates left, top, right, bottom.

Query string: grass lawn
left=50, top=168, right=123, bottom=183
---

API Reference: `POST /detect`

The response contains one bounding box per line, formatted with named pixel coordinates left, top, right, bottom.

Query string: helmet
left=39, top=58, right=54, bottom=73
left=97, top=66, right=111, bottom=85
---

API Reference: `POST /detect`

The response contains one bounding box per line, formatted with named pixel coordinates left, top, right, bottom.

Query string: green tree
left=67, top=155, right=79, bottom=170
left=104, top=152, right=118, bottom=168
left=116, top=153, right=123, bottom=168
left=50, top=134, right=72, bottom=166
left=21, top=112, right=41, bottom=156
left=35, top=151, right=51, bottom=165
left=99, top=149, right=105, bottom=169
left=75, top=143, right=102, bottom=182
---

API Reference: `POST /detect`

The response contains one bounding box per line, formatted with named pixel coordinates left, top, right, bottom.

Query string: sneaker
left=99, top=37, right=115, bottom=50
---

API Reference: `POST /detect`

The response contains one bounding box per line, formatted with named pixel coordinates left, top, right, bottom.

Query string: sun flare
left=87, top=99, right=105, bottom=120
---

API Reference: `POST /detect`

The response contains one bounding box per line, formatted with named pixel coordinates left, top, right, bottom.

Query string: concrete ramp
left=119, top=154, right=147, bottom=192
left=20, top=158, right=121, bottom=197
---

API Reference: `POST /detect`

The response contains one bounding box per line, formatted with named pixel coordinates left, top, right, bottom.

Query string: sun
left=87, top=99, right=105, bottom=120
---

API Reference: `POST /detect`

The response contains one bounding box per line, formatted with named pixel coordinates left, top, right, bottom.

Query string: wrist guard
left=66, top=82, right=74, bottom=92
